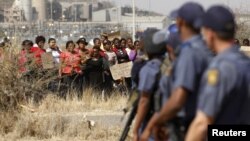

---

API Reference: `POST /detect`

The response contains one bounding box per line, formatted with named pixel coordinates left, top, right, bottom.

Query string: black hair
left=93, top=38, right=100, bottom=43
left=103, top=39, right=111, bottom=46
left=243, top=38, right=249, bottom=44
left=134, top=40, right=139, bottom=45
left=22, top=40, right=33, bottom=47
left=66, top=40, right=74, bottom=49
left=216, top=31, right=235, bottom=41
left=147, top=53, right=164, bottom=60
left=127, top=38, right=133, bottom=41
left=186, top=22, right=200, bottom=34
left=120, top=38, right=126, bottom=43
left=35, top=36, right=46, bottom=44
left=234, top=38, right=240, bottom=45
left=48, top=38, right=56, bottom=43
left=113, top=38, right=120, bottom=43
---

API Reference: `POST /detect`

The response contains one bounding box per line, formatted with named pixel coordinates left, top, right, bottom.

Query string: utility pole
left=132, top=0, right=135, bottom=41
left=75, top=4, right=77, bottom=22
left=50, top=0, right=53, bottom=21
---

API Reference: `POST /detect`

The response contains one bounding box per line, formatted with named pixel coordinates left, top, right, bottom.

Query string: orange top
left=30, top=47, right=45, bottom=67
left=60, top=51, right=81, bottom=74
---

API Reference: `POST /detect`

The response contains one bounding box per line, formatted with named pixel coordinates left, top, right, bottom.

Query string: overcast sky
left=112, top=0, right=250, bottom=15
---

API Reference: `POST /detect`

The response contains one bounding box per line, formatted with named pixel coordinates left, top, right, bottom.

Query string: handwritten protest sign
left=110, top=61, right=133, bottom=80
left=240, top=46, right=250, bottom=57
left=41, top=52, right=54, bottom=69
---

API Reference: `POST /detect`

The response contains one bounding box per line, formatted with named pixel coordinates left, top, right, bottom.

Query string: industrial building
left=2, top=0, right=96, bottom=23
left=92, top=7, right=169, bottom=30
left=0, top=0, right=171, bottom=45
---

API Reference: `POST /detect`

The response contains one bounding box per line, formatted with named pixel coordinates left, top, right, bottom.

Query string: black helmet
left=143, top=28, right=166, bottom=55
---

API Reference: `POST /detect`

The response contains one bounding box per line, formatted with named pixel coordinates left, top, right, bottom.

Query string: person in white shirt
left=46, top=38, right=62, bottom=66
left=103, top=39, right=116, bottom=93
left=45, top=38, right=62, bottom=92
left=104, top=39, right=117, bottom=66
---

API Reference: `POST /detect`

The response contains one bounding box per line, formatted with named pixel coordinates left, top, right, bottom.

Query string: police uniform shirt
left=138, top=58, right=162, bottom=94
left=198, top=46, right=250, bottom=124
left=172, top=35, right=213, bottom=126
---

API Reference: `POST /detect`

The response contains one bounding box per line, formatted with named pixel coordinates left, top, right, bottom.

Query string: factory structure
left=1, top=0, right=168, bottom=29
left=3, top=0, right=95, bottom=23
left=0, top=0, right=170, bottom=43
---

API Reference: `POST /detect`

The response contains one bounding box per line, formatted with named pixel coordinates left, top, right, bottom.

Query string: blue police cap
left=170, top=2, right=204, bottom=28
left=168, top=24, right=178, bottom=33
left=153, top=24, right=181, bottom=49
left=198, top=5, right=236, bottom=33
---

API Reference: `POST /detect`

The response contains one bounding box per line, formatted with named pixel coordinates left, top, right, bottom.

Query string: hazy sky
left=113, top=0, right=250, bottom=15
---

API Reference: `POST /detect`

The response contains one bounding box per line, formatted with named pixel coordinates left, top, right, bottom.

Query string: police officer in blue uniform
left=186, top=5, right=250, bottom=141
left=152, top=25, right=185, bottom=141
left=140, top=2, right=214, bottom=141
left=132, top=28, right=167, bottom=141
left=160, top=24, right=181, bottom=96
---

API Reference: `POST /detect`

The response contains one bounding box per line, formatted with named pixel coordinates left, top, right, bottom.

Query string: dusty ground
left=0, top=93, right=133, bottom=141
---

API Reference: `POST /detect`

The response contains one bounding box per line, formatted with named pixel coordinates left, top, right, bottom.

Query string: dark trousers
left=125, top=77, right=132, bottom=90
left=103, top=73, right=113, bottom=96
left=46, top=69, right=60, bottom=93
left=60, top=73, right=83, bottom=98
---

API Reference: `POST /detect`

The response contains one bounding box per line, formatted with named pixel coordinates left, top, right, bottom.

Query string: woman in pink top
left=59, top=40, right=82, bottom=98
left=126, top=38, right=137, bottom=61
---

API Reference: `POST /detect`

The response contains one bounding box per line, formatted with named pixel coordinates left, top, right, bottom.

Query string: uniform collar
left=217, top=45, right=239, bottom=57
left=150, top=58, right=163, bottom=66
left=181, top=35, right=202, bottom=49
left=183, top=35, right=201, bottom=45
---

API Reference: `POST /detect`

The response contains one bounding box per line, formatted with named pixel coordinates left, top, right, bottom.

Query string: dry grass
left=0, top=49, right=131, bottom=141
left=37, top=90, right=127, bottom=113
left=0, top=92, right=129, bottom=141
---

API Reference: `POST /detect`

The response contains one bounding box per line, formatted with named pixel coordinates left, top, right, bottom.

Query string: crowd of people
left=128, top=2, right=250, bottom=141
left=1, top=32, right=143, bottom=98
left=235, top=38, right=250, bottom=46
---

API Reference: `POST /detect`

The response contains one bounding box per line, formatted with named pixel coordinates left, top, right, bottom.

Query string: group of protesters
left=12, top=33, right=142, bottom=98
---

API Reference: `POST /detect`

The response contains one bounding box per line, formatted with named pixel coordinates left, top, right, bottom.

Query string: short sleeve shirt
left=138, top=58, right=162, bottom=94
left=172, top=35, right=213, bottom=125
left=198, top=46, right=250, bottom=124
